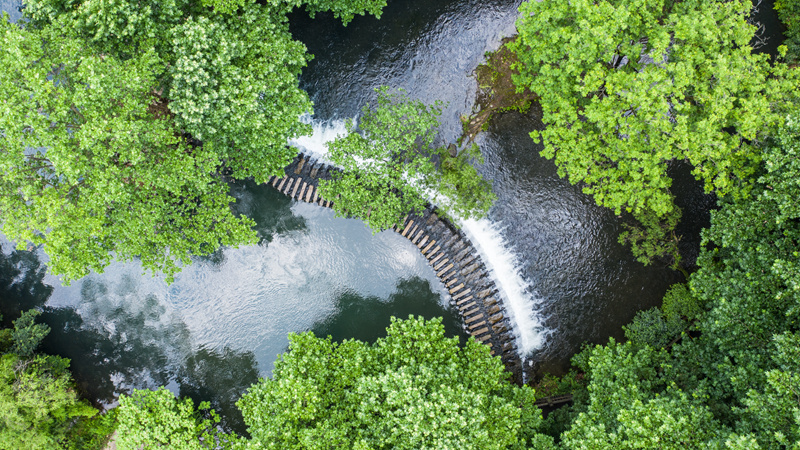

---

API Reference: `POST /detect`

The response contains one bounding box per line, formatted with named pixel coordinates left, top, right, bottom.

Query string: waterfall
left=459, top=219, right=546, bottom=358
left=289, top=116, right=547, bottom=361
left=288, top=114, right=349, bottom=163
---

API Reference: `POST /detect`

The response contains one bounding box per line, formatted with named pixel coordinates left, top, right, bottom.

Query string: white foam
left=288, top=116, right=547, bottom=359
left=460, top=218, right=546, bottom=358
left=288, top=114, right=349, bottom=163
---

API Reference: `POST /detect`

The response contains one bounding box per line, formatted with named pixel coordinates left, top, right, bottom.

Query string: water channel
left=2, top=0, right=783, bottom=432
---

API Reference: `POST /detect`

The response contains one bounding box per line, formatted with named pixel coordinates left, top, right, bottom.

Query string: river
left=4, top=0, right=783, bottom=432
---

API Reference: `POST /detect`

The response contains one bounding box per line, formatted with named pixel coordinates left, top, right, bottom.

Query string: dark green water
left=0, top=181, right=467, bottom=432
left=1, top=0, right=784, bottom=431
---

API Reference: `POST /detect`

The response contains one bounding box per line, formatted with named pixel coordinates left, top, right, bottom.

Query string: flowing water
left=3, top=0, right=784, bottom=428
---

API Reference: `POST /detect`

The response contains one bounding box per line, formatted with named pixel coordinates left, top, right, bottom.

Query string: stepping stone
left=283, top=178, right=295, bottom=194
left=406, top=224, right=419, bottom=240
left=415, top=235, right=428, bottom=247
left=457, top=300, right=476, bottom=311
left=464, top=309, right=481, bottom=320
left=401, top=221, right=415, bottom=237
left=477, top=334, right=492, bottom=343
left=461, top=263, right=480, bottom=277
left=305, top=185, right=315, bottom=202
left=294, top=157, right=306, bottom=174
left=449, top=283, right=465, bottom=295
left=445, top=235, right=461, bottom=248
left=437, top=263, right=454, bottom=278
left=477, top=288, right=494, bottom=299
left=492, top=324, right=508, bottom=333
left=471, top=327, right=490, bottom=337
left=452, top=287, right=471, bottom=300
left=277, top=177, right=288, bottom=190
left=433, top=258, right=450, bottom=271
left=293, top=181, right=304, bottom=198
left=456, top=296, right=474, bottom=307
left=422, top=241, right=437, bottom=254
left=429, top=252, right=444, bottom=264
left=468, top=320, right=487, bottom=330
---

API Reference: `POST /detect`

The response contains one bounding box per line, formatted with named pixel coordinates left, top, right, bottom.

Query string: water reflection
left=41, top=278, right=191, bottom=402
left=0, top=225, right=453, bottom=431
left=311, top=277, right=467, bottom=343
left=228, top=178, right=307, bottom=245
left=0, top=256, right=262, bottom=433
left=0, top=244, right=53, bottom=326
left=178, top=346, right=260, bottom=434
left=40, top=296, right=259, bottom=433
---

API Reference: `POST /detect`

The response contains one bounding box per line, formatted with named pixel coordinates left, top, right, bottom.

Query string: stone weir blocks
left=268, top=153, right=523, bottom=382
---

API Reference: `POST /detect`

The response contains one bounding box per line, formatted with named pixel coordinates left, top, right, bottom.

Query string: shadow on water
left=0, top=244, right=53, bottom=326
left=310, top=277, right=467, bottom=344
left=177, top=346, right=260, bottom=435
left=229, top=178, right=307, bottom=245
left=0, top=244, right=259, bottom=433
left=311, top=277, right=469, bottom=343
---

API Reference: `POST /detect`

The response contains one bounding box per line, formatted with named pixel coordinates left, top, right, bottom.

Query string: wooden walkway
left=269, top=153, right=523, bottom=381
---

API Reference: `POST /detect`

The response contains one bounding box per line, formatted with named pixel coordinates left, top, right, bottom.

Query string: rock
left=448, top=143, right=458, bottom=157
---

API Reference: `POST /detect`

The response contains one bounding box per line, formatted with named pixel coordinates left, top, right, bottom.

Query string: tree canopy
left=509, top=0, right=798, bottom=264
left=547, top=111, right=800, bottom=449
left=1, top=0, right=386, bottom=282
left=319, top=87, right=495, bottom=231
left=116, top=316, right=554, bottom=450
left=0, top=309, right=108, bottom=450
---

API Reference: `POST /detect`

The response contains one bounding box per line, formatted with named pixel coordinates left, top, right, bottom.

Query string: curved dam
left=269, top=153, right=524, bottom=380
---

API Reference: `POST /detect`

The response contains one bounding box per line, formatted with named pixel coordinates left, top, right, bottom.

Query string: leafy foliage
left=319, top=87, right=495, bottom=231
left=116, top=387, right=239, bottom=450
left=0, top=308, right=105, bottom=449
left=509, top=0, right=798, bottom=263
left=0, top=353, right=98, bottom=449
left=547, top=112, right=800, bottom=448
left=0, top=15, right=258, bottom=282
left=9, top=310, right=50, bottom=358
left=776, top=0, right=800, bottom=64
left=4, top=0, right=387, bottom=281
left=237, top=316, right=550, bottom=449
left=622, top=307, right=684, bottom=350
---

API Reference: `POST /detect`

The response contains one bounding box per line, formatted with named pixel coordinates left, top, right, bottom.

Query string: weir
left=269, top=153, right=524, bottom=381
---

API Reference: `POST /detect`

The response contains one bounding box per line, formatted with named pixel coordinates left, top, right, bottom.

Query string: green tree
left=237, top=316, right=550, bottom=449
left=8, top=310, right=50, bottom=358
left=776, top=0, right=800, bottom=64
left=548, top=113, right=800, bottom=448
left=509, top=0, right=798, bottom=264
left=319, top=87, right=495, bottom=231
left=0, top=308, right=104, bottom=449
left=0, top=18, right=257, bottom=282
left=0, top=353, right=98, bottom=449
left=116, top=387, right=239, bottom=450
left=3, top=0, right=387, bottom=282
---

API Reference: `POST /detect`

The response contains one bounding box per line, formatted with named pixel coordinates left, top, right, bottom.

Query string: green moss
left=462, top=36, right=538, bottom=143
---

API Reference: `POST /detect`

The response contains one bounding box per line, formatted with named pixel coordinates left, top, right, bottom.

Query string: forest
left=0, top=0, right=799, bottom=448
